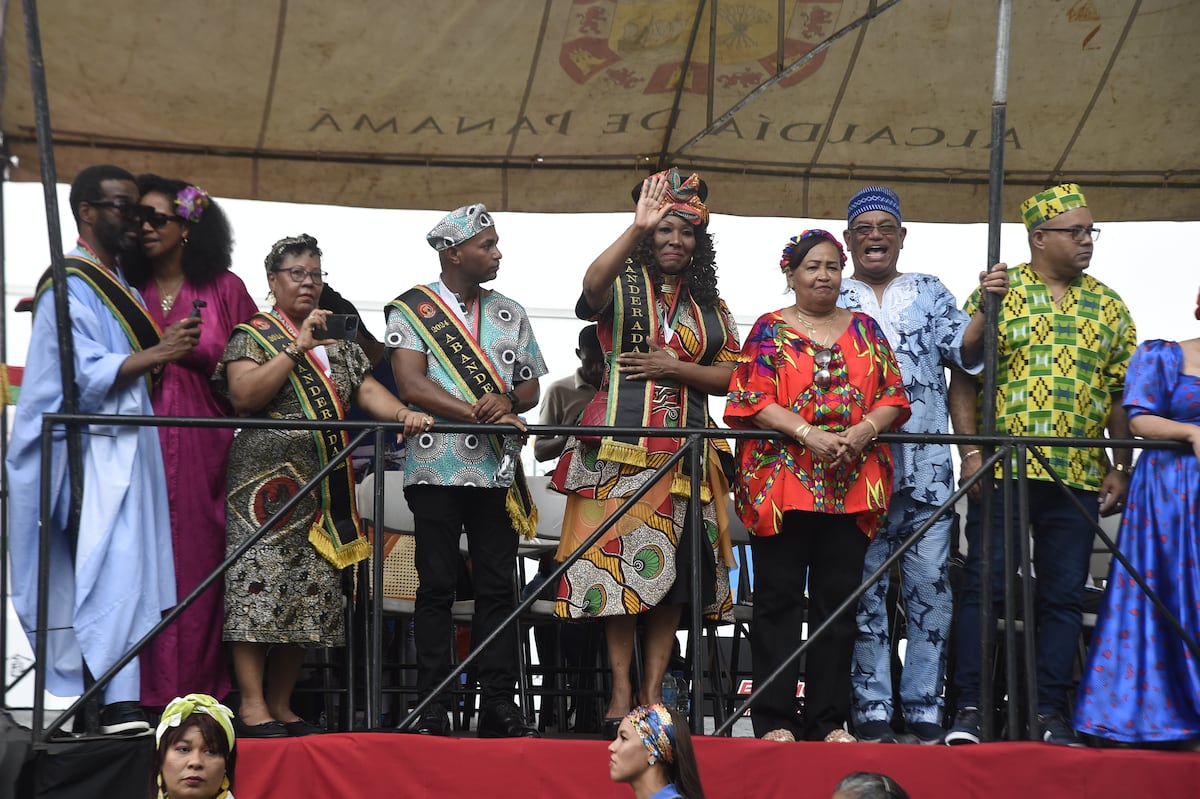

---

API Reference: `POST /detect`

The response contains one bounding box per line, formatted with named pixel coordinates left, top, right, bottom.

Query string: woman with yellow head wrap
left=153, top=694, right=236, bottom=799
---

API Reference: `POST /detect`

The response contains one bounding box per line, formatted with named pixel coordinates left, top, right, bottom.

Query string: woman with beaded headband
left=724, top=230, right=909, bottom=742
left=1074, top=286, right=1200, bottom=747
left=126, top=175, right=258, bottom=708
left=152, top=694, right=237, bottom=799
left=551, top=168, right=740, bottom=736
left=214, top=234, right=428, bottom=737
left=608, top=704, right=706, bottom=799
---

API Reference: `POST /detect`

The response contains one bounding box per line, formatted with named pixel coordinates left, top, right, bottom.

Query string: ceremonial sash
left=36, top=255, right=163, bottom=363
left=598, top=261, right=728, bottom=498
left=387, top=286, right=539, bottom=539
left=234, top=312, right=370, bottom=568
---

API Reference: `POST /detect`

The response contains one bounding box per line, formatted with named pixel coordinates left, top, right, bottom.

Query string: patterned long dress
left=552, top=288, right=739, bottom=622
left=1074, top=339, right=1200, bottom=743
left=215, top=332, right=371, bottom=646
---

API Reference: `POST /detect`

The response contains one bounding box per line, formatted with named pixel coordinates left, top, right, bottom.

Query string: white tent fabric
left=2, top=0, right=1198, bottom=221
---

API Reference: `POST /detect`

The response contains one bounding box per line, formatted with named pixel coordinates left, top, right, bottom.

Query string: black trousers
left=749, top=510, right=869, bottom=740
left=406, top=484, right=520, bottom=706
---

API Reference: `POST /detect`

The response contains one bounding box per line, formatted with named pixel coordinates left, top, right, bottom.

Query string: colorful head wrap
left=779, top=229, right=847, bottom=272
left=847, top=185, right=902, bottom=226
left=174, top=184, right=210, bottom=222
left=1020, top=183, right=1088, bottom=230
left=633, top=167, right=709, bottom=226
left=625, top=704, right=676, bottom=764
left=426, top=203, right=495, bottom=251
left=157, top=693, right=236, bottom=749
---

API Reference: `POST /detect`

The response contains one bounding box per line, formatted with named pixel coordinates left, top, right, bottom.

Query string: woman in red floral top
left=724, top=229, right=909, bottom=742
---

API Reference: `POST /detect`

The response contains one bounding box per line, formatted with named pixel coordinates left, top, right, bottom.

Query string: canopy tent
left=1, top=0, right=1197, bottom=223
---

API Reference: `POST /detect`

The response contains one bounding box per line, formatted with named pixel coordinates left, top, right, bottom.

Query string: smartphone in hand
left=315, top=314, right=359, bottom=340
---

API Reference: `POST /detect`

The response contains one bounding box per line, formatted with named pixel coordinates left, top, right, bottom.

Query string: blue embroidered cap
left=847, top=186, right=902, bottom=226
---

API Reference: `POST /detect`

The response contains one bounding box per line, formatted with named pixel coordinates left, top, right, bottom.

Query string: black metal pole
left=22, top=0, right=95, bottom=732
left=31, top=422, right=52, bottom=743
left=1016, top=448, right=1039, bottom=739
left=0, top=134, right=10, bottom=710
left=978, top=0, right=1013, bottom=743
left=368, top=427, right=387, bottom=728
left=686, top=435, right=704, bottom=734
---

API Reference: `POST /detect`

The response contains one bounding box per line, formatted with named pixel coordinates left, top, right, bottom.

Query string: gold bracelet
left=862, top=417, right=880, bottom=441
left=793, top=423, right=811, bottom=444
left=962, top=449, right=982, bottom=460
left=283, top=342, right=305, bottom=364
left=394, top=408, right=406, bottom=424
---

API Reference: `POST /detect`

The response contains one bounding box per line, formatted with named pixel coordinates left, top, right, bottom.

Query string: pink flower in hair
left=175, top=185, right=210, bottom=222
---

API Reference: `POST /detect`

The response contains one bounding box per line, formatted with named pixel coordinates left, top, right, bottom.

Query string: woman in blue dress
left=1074, top=290, right=1200, bottom=746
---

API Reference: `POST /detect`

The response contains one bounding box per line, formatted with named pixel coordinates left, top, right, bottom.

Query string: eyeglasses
left=1038, top=225, right=1101, bottom=242
left=272, top=266, right=327, bottom=284
left=87, top=199, right=140, bottom=218
left=849, top=222, right=900, bottom=238
left=137, top=205, right=184, bottom=229
left=813, top=348, right=833, bottom=389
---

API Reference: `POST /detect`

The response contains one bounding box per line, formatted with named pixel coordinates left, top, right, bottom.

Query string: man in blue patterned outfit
left=839, top=186, right=1008, bottom=743
left=387, top=203, right=547, bottom=738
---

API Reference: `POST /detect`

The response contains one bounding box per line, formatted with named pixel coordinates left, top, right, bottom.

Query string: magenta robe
left=140, top=270, right=258, bottom=706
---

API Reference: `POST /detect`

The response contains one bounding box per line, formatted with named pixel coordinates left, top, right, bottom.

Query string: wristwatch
left=503, top=389, right=519, bottom=408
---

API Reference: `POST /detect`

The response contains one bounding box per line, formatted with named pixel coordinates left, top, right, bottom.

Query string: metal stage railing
left=7, top=412, right=1194, bottom=746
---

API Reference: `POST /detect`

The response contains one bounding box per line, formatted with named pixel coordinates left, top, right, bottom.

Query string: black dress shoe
left=405, top=704, right=450, bottom=736
left=478, top=701, right=539, bottom=739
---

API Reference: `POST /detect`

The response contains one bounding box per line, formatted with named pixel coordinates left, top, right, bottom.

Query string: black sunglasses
left=87, top=199, right=140, bottom=218
left=136, top=205, right=185, bottom=228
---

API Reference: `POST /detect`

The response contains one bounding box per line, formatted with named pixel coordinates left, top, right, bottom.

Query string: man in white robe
left=6, top=164, right=199, bottom=733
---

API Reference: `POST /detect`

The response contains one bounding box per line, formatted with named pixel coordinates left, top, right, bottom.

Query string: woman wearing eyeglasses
left=724, top=230, right=909, bottom=742
left=123, top=175, right=259, bottom=709
left=214, top=234, right=428, bottom=737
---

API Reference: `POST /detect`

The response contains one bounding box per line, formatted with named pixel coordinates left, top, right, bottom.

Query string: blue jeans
left=952, top=480, right=1097, bottom=714
left=851, top=493, right=952, bottom=725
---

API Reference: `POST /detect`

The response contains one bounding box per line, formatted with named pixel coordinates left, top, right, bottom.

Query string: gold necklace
left=792, top=307, right=837, bottom=346
left=156, top=276, right=184, bottom=314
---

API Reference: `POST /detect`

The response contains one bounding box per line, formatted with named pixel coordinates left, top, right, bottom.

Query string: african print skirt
left=552, top=441, right=733, bottom=622
left=223, top=426, right=345, bottom=647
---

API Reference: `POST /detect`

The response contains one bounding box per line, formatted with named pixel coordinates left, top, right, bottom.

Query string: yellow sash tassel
left=506, top=488, right=540, bottom=540
left=598, top=438, right=649, bottom=468
left=308, top=525, right=372, bottom=569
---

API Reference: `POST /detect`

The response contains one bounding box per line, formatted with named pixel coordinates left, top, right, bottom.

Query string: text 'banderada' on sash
left=235, top=312, right=371, bottom=568
left=599, top=260, right=728, bottom=501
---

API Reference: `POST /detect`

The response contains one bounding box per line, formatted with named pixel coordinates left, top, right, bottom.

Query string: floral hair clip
left=779, top=229, right=846, bottom=272
left=174, top=184, right=210, bottom=223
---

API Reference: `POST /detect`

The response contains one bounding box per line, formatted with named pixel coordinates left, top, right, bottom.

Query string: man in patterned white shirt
left=387, top=203, right=547, bottom=738
left=838, top=186, right=1008, bottom=744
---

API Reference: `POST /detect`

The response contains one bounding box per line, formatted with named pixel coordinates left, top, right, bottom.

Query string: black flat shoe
left=283, top=719, right=324, bottom=737
left=601, top=717, right=623, bottom=740
left=233, top=718, right=288, bottom=739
